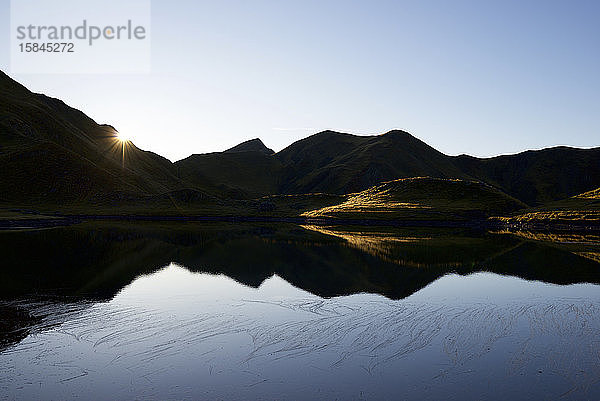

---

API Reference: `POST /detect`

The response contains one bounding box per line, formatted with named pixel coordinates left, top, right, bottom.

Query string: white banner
left=10, top=0, right=151, bottom=73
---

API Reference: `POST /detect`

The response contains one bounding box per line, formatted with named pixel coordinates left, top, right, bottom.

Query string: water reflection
left=2, top=223, right=599, bottom=302
left=0, top=223, right=599, bottom=400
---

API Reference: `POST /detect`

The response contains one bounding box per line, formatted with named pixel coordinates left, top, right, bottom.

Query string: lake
left=1, top=223, right=599, bottom=400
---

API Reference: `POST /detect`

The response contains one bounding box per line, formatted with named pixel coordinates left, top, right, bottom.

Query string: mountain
left=224, top=138, right=274, bottom=155
left=275, top=130, right=467, bottom=194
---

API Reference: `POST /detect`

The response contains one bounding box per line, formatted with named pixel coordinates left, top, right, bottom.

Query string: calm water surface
left=0, top=223, right=599, bottom=400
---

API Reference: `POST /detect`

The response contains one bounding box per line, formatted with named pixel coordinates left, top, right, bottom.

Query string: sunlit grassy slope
left=490, top=187, right=600, bottom=227
left=301, top=177, right=526, bottom=221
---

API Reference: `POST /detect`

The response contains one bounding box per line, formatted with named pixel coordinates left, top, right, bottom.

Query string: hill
left=490, top=187, right=600, bottom=229
left=302, top=177, right=526, bottom=222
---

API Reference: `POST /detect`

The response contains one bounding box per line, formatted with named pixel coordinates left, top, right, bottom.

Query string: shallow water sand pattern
left=1, top=266, right=599, bottom=400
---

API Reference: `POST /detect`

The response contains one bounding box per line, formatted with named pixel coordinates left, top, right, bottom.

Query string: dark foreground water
left=1, top=223, right=599, bottom=400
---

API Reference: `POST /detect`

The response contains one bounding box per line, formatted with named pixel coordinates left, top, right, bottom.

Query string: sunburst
left=114, top=131, right=132, bottom=168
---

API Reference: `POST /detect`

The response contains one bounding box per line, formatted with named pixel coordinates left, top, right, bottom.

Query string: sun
left=117, top=132, right=130, bottom=142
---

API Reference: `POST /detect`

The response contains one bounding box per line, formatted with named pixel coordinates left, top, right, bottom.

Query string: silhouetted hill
left=224, top=138, right=274, bottom=155
left=175, top=151, right=282, bottom=198
left=0, top=70, right=195, bottom=206
left=454, top=147, right=600, bottom=206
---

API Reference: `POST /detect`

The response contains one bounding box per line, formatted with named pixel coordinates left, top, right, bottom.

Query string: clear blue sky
left=1, top=0, right=599, bottom=161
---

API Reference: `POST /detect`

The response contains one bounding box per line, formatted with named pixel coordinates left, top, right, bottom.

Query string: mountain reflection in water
left=0, top=223, right=599, bottom=400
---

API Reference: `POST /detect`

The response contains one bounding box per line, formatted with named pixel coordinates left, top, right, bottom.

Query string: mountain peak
left=224, top=138, right=274, bottom=155
left=382, top=129, right=411, bottom=137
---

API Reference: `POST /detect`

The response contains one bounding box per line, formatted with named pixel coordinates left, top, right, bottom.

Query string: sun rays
left=104, top=130, right=134, bottom=169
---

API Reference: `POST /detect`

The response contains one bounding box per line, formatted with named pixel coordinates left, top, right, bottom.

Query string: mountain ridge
left=1, top=70, right=599, bottom=214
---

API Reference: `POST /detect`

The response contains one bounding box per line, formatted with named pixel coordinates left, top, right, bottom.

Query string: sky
left=1, top=0, right=599, bottom=161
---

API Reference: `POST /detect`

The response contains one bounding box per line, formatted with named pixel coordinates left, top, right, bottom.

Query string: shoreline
left=1, top=213, right=599, bottom=232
